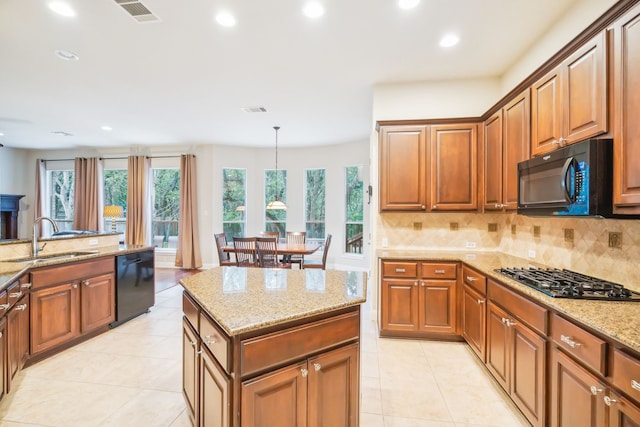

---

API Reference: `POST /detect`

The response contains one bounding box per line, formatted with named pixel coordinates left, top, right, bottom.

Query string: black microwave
left=517, top=139, right=613, bottom=217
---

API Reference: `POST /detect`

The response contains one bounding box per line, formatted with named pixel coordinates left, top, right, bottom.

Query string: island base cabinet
left=241, top=344, right=359, bottom=427
left=550, top=347, right=607, bottom=427
left=182, top=319, right=199, bottom=424
left=608, top=391, right=640, bottom=427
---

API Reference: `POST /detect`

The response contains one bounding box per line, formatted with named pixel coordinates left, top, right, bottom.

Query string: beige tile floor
left=0, top=282, right=530, bottom=427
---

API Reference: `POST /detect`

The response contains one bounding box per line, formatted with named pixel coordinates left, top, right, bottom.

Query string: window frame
left=344, top=165, right=364, bottom=256
left=222, top=167, right=247, bottom=240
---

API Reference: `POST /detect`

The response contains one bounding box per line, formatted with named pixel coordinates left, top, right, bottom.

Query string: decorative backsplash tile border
left=378, top=212, right=640, bottom=292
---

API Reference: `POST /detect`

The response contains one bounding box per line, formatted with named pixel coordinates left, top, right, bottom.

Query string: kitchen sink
left=9, top=251, right=100, bottom=264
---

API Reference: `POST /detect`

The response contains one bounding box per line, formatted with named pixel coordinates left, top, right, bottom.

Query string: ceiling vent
left=113, top=0, right=160, bottom=23
left=241, top=106, right=268, bottom=113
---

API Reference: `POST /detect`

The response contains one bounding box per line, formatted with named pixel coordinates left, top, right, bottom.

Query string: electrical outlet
left=381, top=238, right=388, bottom=248
left=528, top=249, right=536, bottom=258
left=465, top=241, right=477, bottom=249
left=608, top=232, right=622, bottom=248
left=89, top=239, right=98, bottom=246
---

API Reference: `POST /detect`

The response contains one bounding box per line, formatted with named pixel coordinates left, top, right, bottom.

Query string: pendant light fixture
left=266, top=126, right=287, bottom=210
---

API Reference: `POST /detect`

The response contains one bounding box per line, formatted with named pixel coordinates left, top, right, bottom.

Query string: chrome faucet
left=33, top=216, right=59, bottom=258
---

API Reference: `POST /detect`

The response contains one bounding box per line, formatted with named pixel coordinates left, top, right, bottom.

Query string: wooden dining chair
left=302, top=234, right=331, bottom=270
left=286, top=231, right=306, bottom=268
left=233, top=237, right=258, bottom=267
left=259, top=231, right=280, bottom=238
left=256, top=237, right=291, bottom=269
left=214, top=232, right=235, bottom=266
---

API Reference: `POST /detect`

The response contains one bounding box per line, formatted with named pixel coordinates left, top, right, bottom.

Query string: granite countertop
left=180, top=267, right=367, bottom=337
left=0, top=244, right=154, bottom=292
left=378, top=249, right=640, bottom=354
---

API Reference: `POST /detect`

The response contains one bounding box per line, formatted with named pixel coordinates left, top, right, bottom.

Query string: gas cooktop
left=495, top=267, right=640, bottom=301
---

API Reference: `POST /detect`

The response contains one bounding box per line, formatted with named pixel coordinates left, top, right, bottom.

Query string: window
left=151, top=168, right=180, bottom=248
left=47, top=169, right=74, bottom=231
left=222, top=168, right=246, bottom=239
left=103, top=169, right=127, bottom=233
left=305, top=169, right=325, bottom=240
left=265, top=169, right=286, bottom=237
left=345, top=166, right=364, bottom=254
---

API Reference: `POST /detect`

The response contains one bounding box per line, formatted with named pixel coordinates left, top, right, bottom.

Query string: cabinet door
left=462, top=284, right=486, bottom=362
left=241, top=361, right=307, bottom=427
left=486, top=302, right=510, bottom=391
left=510, top=321, right=546, bottom=427
left=417, top=279, right=457, bottom=334
left=200, top=346, right=230, bottom=427
left=7, top=295, right=29, bottom=392
left=550, top=348, right=606, bottom=427
left=531, top=66, right=562, bottom=156
left=430, top=123, right=478, bottom=210
left=0, top=318, right=6, bottom=399
left=502, top=89, right=530, bottom=209
left=80, top=273, right=115, bottom=333
left=607, top=391, right=640, bottom=427
left=182, top=319, right=199, bottom=425
left=379, top=125, right=427, bottom=211
left=30, top=282, right=80, bottom=355
left=380, top=279, right=419, bottom=333
left=308, top=344, right=359, bottom=427
left=483, top=112, right=503, bottom=211
left=613, top=4, right=640, bottom=211
left=562, top=31, right=607, bottom=144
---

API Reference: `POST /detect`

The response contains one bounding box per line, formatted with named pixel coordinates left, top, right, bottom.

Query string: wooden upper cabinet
left=483, top=111, right=503, bottom=211
left=502, top=89, right=531, bottom=209
left=531, top=30, right=608, bottom=157
left=430, top=123, right=478, bottom=211
left=379, top=126, right=427, bottom=211
left=613, top=3, right=640, bottom=212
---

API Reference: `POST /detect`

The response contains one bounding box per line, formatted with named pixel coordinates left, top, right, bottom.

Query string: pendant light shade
left=267, top=126, right=287, bottom=210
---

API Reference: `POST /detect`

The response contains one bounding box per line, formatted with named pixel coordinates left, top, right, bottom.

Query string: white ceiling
left=0, top=0, right=585, bottom=150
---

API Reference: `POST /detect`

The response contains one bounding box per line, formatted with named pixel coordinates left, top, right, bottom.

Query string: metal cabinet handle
left=604, top=396, right=617, bottom=406
left=414, top=281, right=418, bottom=287
left=421, top=205, right=426, bottom=209
left=72, top=283, right=78, bottom=289
left=15, top=304, right=27, bottom=311
left=195, top=350, right=203, bottom=355
left=21, top=283, right=32, bottom=289
left=632, top=380, right=640, bottom=392
left=0, top=304, right=9, bottom=311
left=590, top=386, right=603, bottom=395
left=560, top=334, right=581, bottom=349
left=501, top=317, right=515, bottom=327
left=203, top=335, right=216, bottom=345
left=395, top=268, right=406, bottom=273
left=477, top=299, right=485, bottom=304
left=420, top=282, right=425, bottom=287
left=466, top=276, right=477, bottom=282
left=190, top=341, right=197, bottom=348
left=552, top=139, right=560, bottom=145
left=313, top=363, right=321, bottom=372
left=9, top=291, right=22, bottom=298
left=301, top=368, right=309, bottom=377
left=559, top=137, right=567, bottom=144
left=83, top=280, right=90, bottom=286
left=434, top=269, right=445, bottom=274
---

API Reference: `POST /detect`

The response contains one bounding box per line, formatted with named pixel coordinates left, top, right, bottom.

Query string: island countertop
left=179, top=267, right=367, bottom=336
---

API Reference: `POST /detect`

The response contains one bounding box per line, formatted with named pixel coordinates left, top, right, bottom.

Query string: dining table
left=222, top=241, right=322, bottom=263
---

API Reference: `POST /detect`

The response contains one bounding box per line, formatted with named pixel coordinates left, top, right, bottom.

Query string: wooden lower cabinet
left=0, top=318, right=6, bottom=399
left=80, top=273, right=115, bottom=333
left=7, top=294, right=29, bottom=392
left=418, top=280, right=456, bottom=334
left=550, top=347, right=606, bottom=427
left=200, top=345, right=230, bottom=427
left=380, top=278, right=419, bottom=333
left=608, top=391, right=640, bottom=427
left=486, top=301, right=546, bottom=427
left=462, top=284, right=486, bottom=361
left=183, top=318, right=199, bottom=424
left=30, top=282, right=80, bottom=354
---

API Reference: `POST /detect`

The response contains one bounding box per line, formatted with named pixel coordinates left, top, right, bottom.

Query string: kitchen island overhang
left=180, top=266, right=366, bottom=427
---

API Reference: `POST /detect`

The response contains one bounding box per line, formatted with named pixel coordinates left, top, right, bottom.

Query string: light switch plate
left=381, top=238, right=388, bottom=248
left=465, top=241, right=477, bottom=249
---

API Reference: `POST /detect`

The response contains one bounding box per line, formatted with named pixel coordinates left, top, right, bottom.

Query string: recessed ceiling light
left=0, top=133, right=4, bottom=137
left=439, top=33, right=460, bottom=48
left=101, top=126, right=113, bottom=131
left=303, top=2, right=325, bottom=18
left=55, top=50, right=79, bottom=61
left=398, top=0, right=420, bottom=10
left=48, top=1, right=76, bottom=17
left=216, top=11, right=236, bottom=27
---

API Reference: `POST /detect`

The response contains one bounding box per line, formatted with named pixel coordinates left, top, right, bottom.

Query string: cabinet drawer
left=6, top=281, right=22, bottom=307
left=612, top=349, right=640, bottom=403
left=182, top=292, right=199, bottom=331
left=241, top=310, right=360, bottom=378
left=420, top=262, right=457, bottom=279
left=488, top=279, right=547, bottom=335
left=199, top=312, right=230, bottom=373
left=31, top=257, right=114, bottom=290
left=381, top=261, right=417, bottom=278
left=462, top=265, right=486, bottom=295
left=550, top=314, right=607, bottom=376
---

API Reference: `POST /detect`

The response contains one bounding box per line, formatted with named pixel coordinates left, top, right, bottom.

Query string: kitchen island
left=180, top=266, right=367, bottom=427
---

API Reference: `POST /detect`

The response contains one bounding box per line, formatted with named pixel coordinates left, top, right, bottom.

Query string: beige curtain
left=73, top=157, right=103, bottom=231
left=34, top=159, right=47, bottom=237
left=175, top=154, right=202, bottom=268
left=126, top=155, right=151, bottom=245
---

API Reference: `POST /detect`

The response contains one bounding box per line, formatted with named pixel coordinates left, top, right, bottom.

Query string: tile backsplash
left=378, top=212, right=640, bottom=292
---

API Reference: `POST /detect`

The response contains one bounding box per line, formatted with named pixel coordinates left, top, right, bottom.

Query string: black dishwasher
left=110, top=249, right=155, bottom=328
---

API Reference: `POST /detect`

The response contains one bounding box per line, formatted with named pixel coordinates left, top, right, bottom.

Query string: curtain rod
left=41, top=155, right=192, bottom=162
